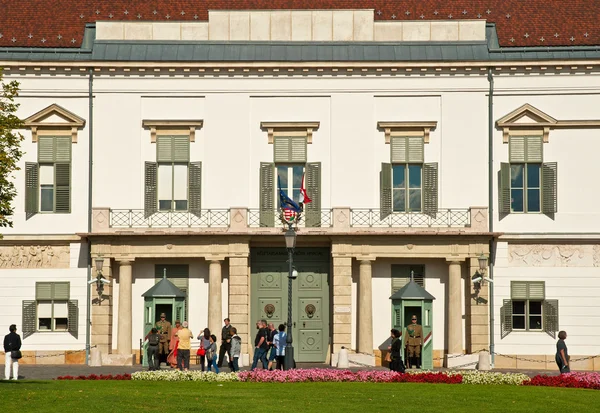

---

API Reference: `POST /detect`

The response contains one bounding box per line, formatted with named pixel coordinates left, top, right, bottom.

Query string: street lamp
left=478, top=253, right=488, bottom=274
left=284, top=224, right=297, bottom=370
left=91, top=257, right=110, bottom=304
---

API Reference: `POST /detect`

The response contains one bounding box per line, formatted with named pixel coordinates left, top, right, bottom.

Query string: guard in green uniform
left=404, top=315, right=423, bottom=369
left=155, top=313, right=172, bottom=363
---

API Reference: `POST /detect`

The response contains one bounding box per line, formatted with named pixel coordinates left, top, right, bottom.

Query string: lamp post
left=478, top=253, right=488, bottom=275
left=284, top=224, right=297, bottom=370
left=94, top=257, right=106, bottom=304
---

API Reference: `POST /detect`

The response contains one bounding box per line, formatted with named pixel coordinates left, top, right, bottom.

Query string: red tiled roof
left=0, top=0, right=598, bottom=48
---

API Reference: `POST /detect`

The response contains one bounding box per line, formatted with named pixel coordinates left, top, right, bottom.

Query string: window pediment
left=497, top=104, right=600, bottom=143
left=24, top=104, right=86, bottom=143
left=377, top=121, right=437, bottom=144
left=260, top=121, right=320, bottom=144
left=142, top=119, right=204, bottom=143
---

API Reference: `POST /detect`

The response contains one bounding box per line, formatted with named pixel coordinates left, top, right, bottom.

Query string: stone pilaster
left=208, top=260, right=223, bottom=335
left=467, top=257, right=489, bottom=352
left=116, top=259, right=133, bottom=356
left=358, top=260, right=374, bottom=354
left=446, top=260, right=463, bottom=364
left=228, top=255, right=250, bottom=355
left=332, top=256, right=352, bottom=354
left=91, top=257, right=113, bottom=355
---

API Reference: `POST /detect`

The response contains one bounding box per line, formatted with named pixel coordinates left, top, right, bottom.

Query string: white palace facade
left=1, top=3, right=600, bottom=370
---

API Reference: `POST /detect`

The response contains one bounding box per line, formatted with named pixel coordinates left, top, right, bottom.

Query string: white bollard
left=337, top=346, right=349, bottom=368
left=89, top=347, right=102, bottom=367
left=478, top=350, right=491, bottom=371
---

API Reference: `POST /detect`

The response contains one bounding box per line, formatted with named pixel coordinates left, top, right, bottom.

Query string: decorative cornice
left=23, top=103, right=85, bottom=143
left=377, top=121, right=438, bottom=144
left=260, top=121, right=320, bottom=144
left=142, top=119, right=204, bottom=143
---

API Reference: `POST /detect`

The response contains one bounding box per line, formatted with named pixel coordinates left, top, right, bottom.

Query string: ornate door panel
left=251, top=264, right=286, bottom=338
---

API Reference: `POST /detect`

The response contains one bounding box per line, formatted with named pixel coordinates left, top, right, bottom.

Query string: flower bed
left=452, top=371, right=530, bottom=386
left=524, top=372, right=600, bottom=390
left=56, top=374, right=131, bottom=380
left=131, top=370, right=239, bottom=382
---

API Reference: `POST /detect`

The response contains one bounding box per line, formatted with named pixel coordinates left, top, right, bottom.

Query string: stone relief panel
left=508, top=244, right=600, bottom=267
left=0, top=245, right=70, bottom=269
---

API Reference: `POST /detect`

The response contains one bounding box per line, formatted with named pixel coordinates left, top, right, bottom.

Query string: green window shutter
left=54, top=163, right=71, bottom=213
left=509, top=136, right=526, bottom=163
left=510, top=281, right=528, bottom=300
left=391, top=265, right=409, bottom=295
left=68, top=300, right=78, bottom=339
left=22, top=300, right=37, bottom=339
left=54, top=136, right=72, bottom=162
left=500, top=299, right=513, bottom=339
left=525, top=136, right=543, bottom=162
left=380, top=163, right=392, bottom=220
left=144, top=162, right=158, bottom=218
left=422, top=162, right=438, bottom=218
left=542, top=162, right=557, bottom=219
left=274, top=137, right=291, bottom=163
left=188, top=161, right=202, bottom=218
left=36, top=282, right=53, bottom=300
left=543, top=299, right=559, bottom=339
left=527, top=281, right=545, bottom=300
left=173, top=136, right=190, bottom=162
left=407, top=136, right=424, bottom=163
left=25, top=162, right=39, bottom=219
left=259, top=162, right=275, bottom=227
left=390, top=137, right=407, bottom=163
left=53, top=282, right=70, bottom=300
left=499, top=162, right=511, bottom=214
left=157, top=136, right=174, bottom=162
left=290, top=137, right=307, bottom=163
left=304, top=162, right=321, bottom=228
left=38, top=136, right=55, bottom=162
left=394, top=309, right=402, bottom=330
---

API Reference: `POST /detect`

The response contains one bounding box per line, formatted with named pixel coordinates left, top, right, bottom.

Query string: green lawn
left=4, top=381, right=600, bottom=413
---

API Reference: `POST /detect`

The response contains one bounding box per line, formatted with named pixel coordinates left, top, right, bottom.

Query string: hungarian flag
left=299, top=173, right=312, bottom=204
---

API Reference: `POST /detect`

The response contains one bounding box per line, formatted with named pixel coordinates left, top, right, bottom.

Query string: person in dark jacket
left=555, top=330, right=570, bottom=374
left=218, top=318, right=234, bottom=369
left=146, top=328, right=161, bottom=371
left=389, top=329, right=405, bottom=373
left=4, top=324, right=22, bottom=380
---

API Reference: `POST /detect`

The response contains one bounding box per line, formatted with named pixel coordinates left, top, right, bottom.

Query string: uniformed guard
left=404, top=314, right=423, bottom=369
left=155, top=313, right=172, bottom=363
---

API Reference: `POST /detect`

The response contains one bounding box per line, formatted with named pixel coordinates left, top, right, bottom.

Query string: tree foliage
left=0, top=68, right=24, bottom=229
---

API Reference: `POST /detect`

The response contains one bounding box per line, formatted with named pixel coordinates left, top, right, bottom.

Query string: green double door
left=251, top=248, right=330, bottom=363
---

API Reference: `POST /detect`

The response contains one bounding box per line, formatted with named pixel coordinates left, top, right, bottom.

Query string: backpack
left=148, top=333, right=160, bottom=346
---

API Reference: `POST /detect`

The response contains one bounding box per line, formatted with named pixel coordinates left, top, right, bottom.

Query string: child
left=230, top=327, right=242, bottom=372
left=207, top=334, right=219, bottom=373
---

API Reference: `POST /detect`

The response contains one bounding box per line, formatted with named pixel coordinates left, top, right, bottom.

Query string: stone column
left=117, top=259, right=133, bottom=356
left=208, top=260, right=223, bottom=336
left=332, top=255, right=352, bottom=355
left=446, top=260, right=463, bottom=362
left=358, top=260, right=374, bottom=355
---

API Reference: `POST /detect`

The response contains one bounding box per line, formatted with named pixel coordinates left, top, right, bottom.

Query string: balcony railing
left=247, top=209, right=333, bottom=228
left=110, top=209, right=230, bottom=228
left=350, top=209, right=470, bottom=228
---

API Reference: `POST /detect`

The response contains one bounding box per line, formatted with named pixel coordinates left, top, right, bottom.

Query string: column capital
left=116, top=258, right=135, bottom=264
left=206, top=257, right=225, bottom=263
left=358, top=257, right=375, bottom=264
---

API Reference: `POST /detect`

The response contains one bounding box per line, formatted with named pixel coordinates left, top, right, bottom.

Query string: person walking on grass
left=4, top=324, right=21, bottom=380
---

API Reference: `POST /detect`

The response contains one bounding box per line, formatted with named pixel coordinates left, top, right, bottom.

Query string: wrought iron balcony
left=350, top=209, right=471, bottom=228
left=247, top=209, right=333, bottom=228
left=109, top=209, right=230, bottom=228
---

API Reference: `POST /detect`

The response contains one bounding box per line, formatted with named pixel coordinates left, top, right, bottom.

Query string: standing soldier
left=155, top=313, right=172, bottom=365
left=404, top=314, right=423, bottom=369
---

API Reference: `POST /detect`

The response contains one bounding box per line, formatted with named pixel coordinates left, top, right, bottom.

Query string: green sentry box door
left=421, top=300, right=434, bottom=370
left=142, top=299, right=153, bottom=367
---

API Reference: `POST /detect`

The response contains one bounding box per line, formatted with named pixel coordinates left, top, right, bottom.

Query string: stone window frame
left=260, top=121, right=320, bottom=144
left=23, top=103, right=86, bottom=143
left=377, top=121, right=437, bottom=145
left=142, top=119, right=204, bottom=143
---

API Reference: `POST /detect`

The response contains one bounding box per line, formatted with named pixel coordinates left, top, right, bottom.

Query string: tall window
left=158, top=163, right=188, bottom=211
left=277, top=165, right=304, bottom=205
left=392, top=164, right=422, bottom=212
left=36, top=282, right=69, bottom=331
left=510, top=164, right=541, bottom=213
left=25, top=136, right=72, bottom=218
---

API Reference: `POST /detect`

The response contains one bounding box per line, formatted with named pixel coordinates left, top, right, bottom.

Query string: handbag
left=11, top=350, right=23, bottom=359
left=197, top=346, right=206, bottom=356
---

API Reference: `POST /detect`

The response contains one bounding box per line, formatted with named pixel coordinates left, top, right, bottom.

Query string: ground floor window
left=21, top=282, right=78, bottom=339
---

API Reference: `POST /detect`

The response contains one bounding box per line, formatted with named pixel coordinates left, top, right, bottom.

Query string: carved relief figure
left=593, top=245, right=600, bottom=267
left=509, top=244, right=593, bottom=267
left=0, top=245, right=68, bottom=269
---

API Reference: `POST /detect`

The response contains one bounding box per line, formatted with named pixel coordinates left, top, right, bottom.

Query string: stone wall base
left=1, top=350, right=87, bottom=365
